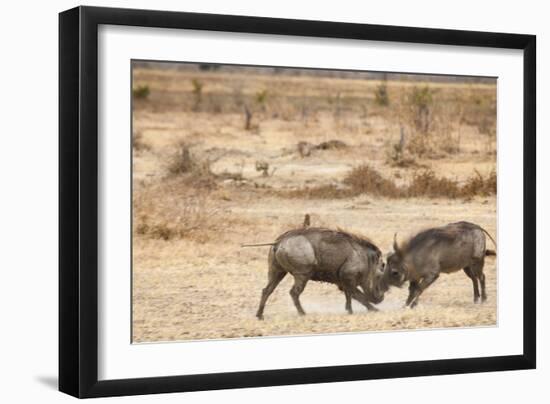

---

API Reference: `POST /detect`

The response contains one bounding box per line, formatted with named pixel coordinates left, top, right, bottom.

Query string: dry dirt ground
left=131, top=65, right=497, bottom=343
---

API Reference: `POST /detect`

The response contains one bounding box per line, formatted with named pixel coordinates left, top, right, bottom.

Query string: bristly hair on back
left=275, top=226, right=381, bottom=255
left=335, top=227, right=381, bottom=254
left=398, top=222, right=480, bottom=253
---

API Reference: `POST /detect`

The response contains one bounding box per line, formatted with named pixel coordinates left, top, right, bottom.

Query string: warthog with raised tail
left=245, top=227, right=388, bottom=320
left=386, top=221, right=497, bottom=308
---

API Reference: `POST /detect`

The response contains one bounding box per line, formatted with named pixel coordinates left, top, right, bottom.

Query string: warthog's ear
left=393, top=233, right=402, bottom=257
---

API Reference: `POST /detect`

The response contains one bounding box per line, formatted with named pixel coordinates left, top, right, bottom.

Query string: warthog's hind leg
left=479, top=273, right=487, bottom=302
left=463, top=266, right=481, bottom=303
left=289, top=274, right=310, bottom=316
left=470, top=258, right=487, bottom=303
left=256, top=269, right=287, bottom=320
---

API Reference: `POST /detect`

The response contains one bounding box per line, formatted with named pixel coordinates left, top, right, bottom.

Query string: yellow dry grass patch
left=132, top=196, right=497, bottom=342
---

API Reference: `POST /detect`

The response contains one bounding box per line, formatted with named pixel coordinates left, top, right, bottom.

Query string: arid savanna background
left=132, top=61, right=497, bottom=343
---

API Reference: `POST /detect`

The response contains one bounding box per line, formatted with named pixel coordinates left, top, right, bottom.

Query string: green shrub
left=133, top=85, right=150, bottom=99
left=191, top=79, right=204, bottom=110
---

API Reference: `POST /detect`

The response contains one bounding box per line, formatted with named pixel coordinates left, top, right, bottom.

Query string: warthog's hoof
left=256, top=314, right=264, bottom=320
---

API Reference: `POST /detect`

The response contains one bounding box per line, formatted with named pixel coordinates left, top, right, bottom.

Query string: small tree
left=191, top=79, right=203, bottom=111
left=244, top=104, right=252, bottom=130
left=255, top=89, right=268, bottom=106
left=374, top=74, right=389, bottom=106
left=409, top=86, right=434, bottom=134
left=255, top=160, right=269, bottom=177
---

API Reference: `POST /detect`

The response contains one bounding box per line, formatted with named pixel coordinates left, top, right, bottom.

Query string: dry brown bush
left=285, top=184, right=354, bottom=199
left=165, top=142, right=217, bottom=188
left=133, top=178, right=232, bottom=242
left=282, top=165, right=496, bottom=200
left=132, top=131, right=150, bottom=152
left=343, top=165, right=401, bottom=197
left=297, top=140, right=348, bottom=157
left=407, top=170, right=460, bottom=198
left=462, top=170, right=497, bottom=197
left=166, top=142, right=196, bottom=175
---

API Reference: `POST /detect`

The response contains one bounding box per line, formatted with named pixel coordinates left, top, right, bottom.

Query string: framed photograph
left=59, top=6, right=536, bottom=398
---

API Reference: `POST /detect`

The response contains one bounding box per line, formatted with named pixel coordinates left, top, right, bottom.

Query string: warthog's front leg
left=348, top=288, right=378, bottom=312
left=407, top=273, right=439, bottom=308
left=405, top=281, right=419, bottom=307
left=344, top=290, right=353, bottom=314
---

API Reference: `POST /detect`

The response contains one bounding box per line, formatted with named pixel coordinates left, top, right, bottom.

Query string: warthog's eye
left=391, top=270, right=400, bottom=277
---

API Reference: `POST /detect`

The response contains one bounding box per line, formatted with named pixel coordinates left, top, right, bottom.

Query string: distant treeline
left=132, top=60, right=496, bottom=84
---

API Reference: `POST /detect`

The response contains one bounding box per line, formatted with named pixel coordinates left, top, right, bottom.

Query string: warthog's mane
left=335, top=227, right=381, bottom=255
left=399, top=221, right=478, bottom=253
left=276, top=226, right=381, bottom=255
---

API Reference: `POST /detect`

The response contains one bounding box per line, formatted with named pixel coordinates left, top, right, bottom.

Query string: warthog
left=248, top=227, right=388, bottom=320
left=386, top=221, right=497, bottom=308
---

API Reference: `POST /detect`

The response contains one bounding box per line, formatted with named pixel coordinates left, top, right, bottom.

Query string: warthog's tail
left=477, top=225, right=497, bottom=255
left=241, top=242, right=276, bottom=248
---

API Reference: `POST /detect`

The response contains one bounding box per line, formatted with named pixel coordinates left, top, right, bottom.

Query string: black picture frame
left=59, top=5, right=536, bottom=398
